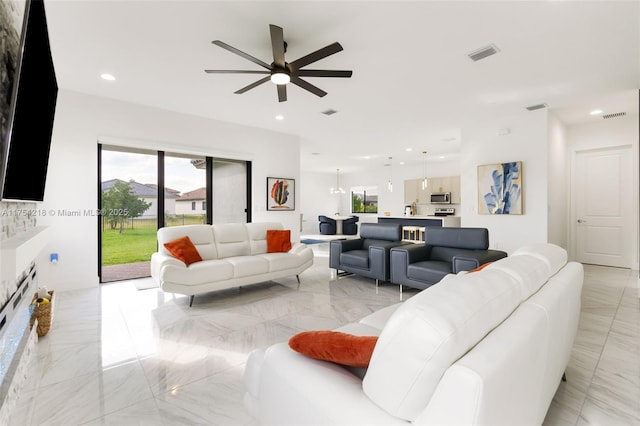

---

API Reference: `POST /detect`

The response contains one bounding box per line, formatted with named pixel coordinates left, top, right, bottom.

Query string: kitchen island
left=377, top=215, right=461, bottom=228
left=378, top=215, right=461, bottom=242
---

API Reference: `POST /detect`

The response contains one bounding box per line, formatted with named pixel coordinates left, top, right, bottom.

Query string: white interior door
left=574, top=146, right=633, bottom=267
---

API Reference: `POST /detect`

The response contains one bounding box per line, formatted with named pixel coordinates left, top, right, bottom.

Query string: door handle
left=577, top=219, right=586, bottom=223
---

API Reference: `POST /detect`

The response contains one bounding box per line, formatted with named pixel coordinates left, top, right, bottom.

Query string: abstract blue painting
left=478, top=161, right=523, bottom=215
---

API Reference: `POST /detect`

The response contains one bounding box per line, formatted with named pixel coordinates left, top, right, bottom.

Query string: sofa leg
left=562, top=372, right=567, bottom=382
left=399, top=284, right=403, bottom=301
left=189, top=295, right=194, bottom=307
left=296, top=275, right=301, bottom=289
left=375, top=279, right=379, bottom=294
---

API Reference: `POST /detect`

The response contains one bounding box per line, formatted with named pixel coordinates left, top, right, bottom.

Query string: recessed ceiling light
left=589, top=109, right=603, bottom=115
left=405, top=148, right=412, bottom=152
left=399, top=161, right=405, bottom=165
left=100, top=73, right=116, bottom=81
left=275, top=115, right=284, bottom=120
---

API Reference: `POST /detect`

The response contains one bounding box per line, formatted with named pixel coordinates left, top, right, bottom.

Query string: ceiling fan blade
left=296, top=69, right=353, bottom=78
left=234, top=76, right=271, bottom=94
left=289, top=42, right=344, bottom=70
left=277, top=84, right=287, bottom=102
left=290, top=76, right=327, bottom=97
left=269, top=25, right=286, bottom=69
left=212, top=40, right=272, bottom=70
left=204, top=70, right=270, bottom=74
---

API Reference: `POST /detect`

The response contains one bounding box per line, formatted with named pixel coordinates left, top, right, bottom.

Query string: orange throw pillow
left=468, top=261, right=493, bottom=273
left=266, top=229, right=292, bottom=253
left=163, top=236, right=202, bottom=265
left=288, top=330, right=379, bottom=368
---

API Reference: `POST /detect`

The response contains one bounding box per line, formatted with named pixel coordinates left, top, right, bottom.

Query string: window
left=351, top=186, right=378, bottom=214
left=191, top=201, right=196, bottom=210
left=202, top=201, right=206, bottom=210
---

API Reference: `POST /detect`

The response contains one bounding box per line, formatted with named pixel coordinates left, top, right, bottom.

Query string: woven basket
left=30, top=290, right=54, bottom=337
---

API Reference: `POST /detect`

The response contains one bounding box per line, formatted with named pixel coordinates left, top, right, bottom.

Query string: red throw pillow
left=468, top=261, right=493, bottom=273
left=267, top=229, right=292, bottom=253
left=163, top=236, right=202, bottom=265
left=288, top=330, right=379, bottom=368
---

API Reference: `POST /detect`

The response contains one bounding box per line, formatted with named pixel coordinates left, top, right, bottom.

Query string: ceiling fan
left=205, top=24, right=352, bottom=102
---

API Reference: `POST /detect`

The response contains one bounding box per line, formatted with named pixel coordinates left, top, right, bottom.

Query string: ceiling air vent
left=602, top=112, right=626, bottom=119
left=322, top=109, right=338, bottom=116
left=525, top=103, right=548, bottom=111
left=467, top=44, right=499, bottom=62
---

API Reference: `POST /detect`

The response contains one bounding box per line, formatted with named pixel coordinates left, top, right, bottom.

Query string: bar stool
left=402, top=226, right=419, bottom=241
left=418, top=227, right=426, bottom=242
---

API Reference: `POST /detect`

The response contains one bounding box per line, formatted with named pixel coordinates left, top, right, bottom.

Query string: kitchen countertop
left=377, top=215, right=461, bottom=228
left=379, top=215, right=460, bottom=219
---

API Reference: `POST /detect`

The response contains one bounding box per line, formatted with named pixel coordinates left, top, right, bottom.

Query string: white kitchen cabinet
left=404, top=179, right=418, bottom=204
left=404, top=176, right=461, bottom=204
left=450, top=175, right=461, bottom=204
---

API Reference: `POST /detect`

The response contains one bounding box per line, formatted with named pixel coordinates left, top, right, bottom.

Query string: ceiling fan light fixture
left=270, top=72, right=290, bottom=85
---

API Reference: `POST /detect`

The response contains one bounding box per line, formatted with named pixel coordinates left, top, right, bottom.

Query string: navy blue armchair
left=342, top=216, right=359, bottom=235
left=319, top=215, right=337, bottom=235
left=329, top=223, right=411, bottom=286
left=390, top=227, right=507, bottom=291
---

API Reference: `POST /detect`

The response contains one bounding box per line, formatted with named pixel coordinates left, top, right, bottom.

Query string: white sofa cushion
left=362, top=268, right=521, bottom=421
left=161, top=259, right=234, bottom=285
left=259, top=252, right=307, bottom=272
left=246, top=221, right=284, bottom=255
left=214, top=223, right=251, bottom=258
left=484, top=254, right=550, bottom=300
left=511, top=243, right=567, bottom=276
left=225, top=255, right=270, bottom=278
left=157, top=224, right=218, bottom=260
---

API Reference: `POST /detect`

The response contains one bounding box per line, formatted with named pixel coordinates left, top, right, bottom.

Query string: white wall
left=547, top=113, right=569, bottom=248
left=460, top=110, right=549, bottom=253
left=566, top=114, right=639, bottom=266
left=36, top=90, right=301, bottom=291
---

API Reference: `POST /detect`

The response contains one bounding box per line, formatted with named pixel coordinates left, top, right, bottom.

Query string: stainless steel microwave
left=430, top=192, right=451, bottom=204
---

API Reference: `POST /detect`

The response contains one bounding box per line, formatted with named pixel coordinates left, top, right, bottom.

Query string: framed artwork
left=477, top=161, right=523, bottom=215
left=267, top=177, right=295, bottom=211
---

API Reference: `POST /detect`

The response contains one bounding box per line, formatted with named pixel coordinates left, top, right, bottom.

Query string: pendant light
left=421, top=151, right=428, bottom=190
left=330, top=168, right=346, bottom=194
left=386, top=157, right=393, bottom=192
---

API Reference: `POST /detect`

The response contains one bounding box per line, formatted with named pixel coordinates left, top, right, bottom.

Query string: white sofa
left=243, top=243, right=583, bottom=425
left=150, top=222, right=313, bottom=306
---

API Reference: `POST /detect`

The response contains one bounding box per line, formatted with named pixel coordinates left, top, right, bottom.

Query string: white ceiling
left=44, top=0, right=639, bottom=173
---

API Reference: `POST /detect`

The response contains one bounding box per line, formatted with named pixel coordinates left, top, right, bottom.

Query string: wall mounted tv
left=0, top=0, right=58, bottom=202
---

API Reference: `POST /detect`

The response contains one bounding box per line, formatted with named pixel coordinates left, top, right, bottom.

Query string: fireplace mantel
left=0, top=226, right=49, bottom=283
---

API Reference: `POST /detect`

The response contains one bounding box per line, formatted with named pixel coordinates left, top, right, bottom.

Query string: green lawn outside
left=101, top=215, right=205, bottom=265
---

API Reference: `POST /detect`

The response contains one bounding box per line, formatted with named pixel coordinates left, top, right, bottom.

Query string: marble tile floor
left=6, top=243, right=640, bottom=425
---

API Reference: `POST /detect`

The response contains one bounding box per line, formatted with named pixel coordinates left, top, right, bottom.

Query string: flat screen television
left=0, top=0, right=58, bottom=202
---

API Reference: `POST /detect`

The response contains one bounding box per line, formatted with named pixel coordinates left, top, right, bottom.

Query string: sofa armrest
left=329, top=239, right=364, bottom=269
left=150, top=252, right=187, bottom=284
left=452, top=250, right=508, bottom=273
left=245, top=343, right=404, bottom=425
left=151, top=251, right=186, bottom=270
left=389, top=244, right=433, bottom=287
left=392, top=243, right=432, bottom=264
left=289, top=242, right=309, bottom=255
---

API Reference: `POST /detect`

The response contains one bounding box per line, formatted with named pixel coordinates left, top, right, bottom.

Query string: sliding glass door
left=98, top=145, right=250, bottom=283
left=99, top=146, right=158, bottom=283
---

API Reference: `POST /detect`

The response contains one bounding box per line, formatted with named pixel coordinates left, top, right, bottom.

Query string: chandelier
left=330, top=168, right=346, bottom=194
